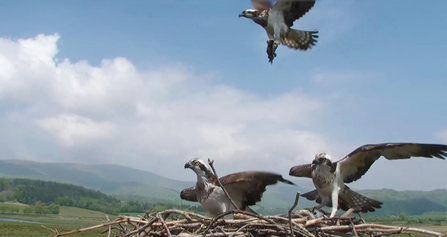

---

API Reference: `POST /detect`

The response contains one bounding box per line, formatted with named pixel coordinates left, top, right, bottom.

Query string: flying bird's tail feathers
left=301, top=187, right=383, bottom=213
left=281, top=29, right=318, bottom=50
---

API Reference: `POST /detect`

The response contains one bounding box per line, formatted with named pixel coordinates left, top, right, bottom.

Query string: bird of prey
left=289, top=143, right=447, bottom=217
left=181, top=158, right=294, bottom=217
left=239, top=0, right=318, bottom=63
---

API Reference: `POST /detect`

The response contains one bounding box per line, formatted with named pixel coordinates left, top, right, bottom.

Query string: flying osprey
left=239, top=0, right=318, bottom=63
left=181, top=158, right=294, bottom=217
left=289, top=143, right=447, bottom=217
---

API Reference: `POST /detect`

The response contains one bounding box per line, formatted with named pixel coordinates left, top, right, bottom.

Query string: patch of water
left=0, top=217, right=41, bottom=224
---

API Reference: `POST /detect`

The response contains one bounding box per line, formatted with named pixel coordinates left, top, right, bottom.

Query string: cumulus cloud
left=0, top=34, right=333, bottom=179
left=35, top=114, right=115, bottom=147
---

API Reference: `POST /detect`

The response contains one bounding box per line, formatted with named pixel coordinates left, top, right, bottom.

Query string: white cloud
left=0, top=34, right=331, bottom=179
left=35, top=114, right=115, bottom=147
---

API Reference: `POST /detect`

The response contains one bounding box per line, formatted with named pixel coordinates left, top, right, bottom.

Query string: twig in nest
left=124, top=216, right=159, bottom=237
left=207, top=158, right=240, bottom=211
left=348, top=217, right=359, bottom=237
left=156, top=212, right=172, bottom=237
left=203, top=209, right=278, bottom=235
left=105, top=215, right=112, bottom=237
left=288, top=192, right=300, bottom=237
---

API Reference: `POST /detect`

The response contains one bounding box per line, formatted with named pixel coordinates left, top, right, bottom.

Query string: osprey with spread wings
left=181, top=158, right=294, bottom=217
left=289, top=143, right=447, bottom=217
left=239, top=0, right=318, bottom=63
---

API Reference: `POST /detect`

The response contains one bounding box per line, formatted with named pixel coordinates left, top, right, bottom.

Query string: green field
left=0, top=203, right=113, bottom=237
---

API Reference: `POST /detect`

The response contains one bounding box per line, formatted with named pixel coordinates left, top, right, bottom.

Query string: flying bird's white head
left=312, top=153, right=335, bottom=172
left=239, top=9, right=259, bottom=19
left=184, top=158, right=215, bottom=182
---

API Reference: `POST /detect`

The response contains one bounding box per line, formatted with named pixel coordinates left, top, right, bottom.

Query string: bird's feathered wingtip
left=280, top=177, right=296, bottom=186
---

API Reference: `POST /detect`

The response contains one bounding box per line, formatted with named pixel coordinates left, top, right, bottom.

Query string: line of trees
left=0, top=178, right=161, bottom=214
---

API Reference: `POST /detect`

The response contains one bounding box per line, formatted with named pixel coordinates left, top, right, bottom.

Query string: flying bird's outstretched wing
left=337, top=143, right=447, bottom=183
left=180, top=187, right=198, bottom=202
left=219, top=171, right=295, bottom=208
left=275, top=1, right=318, bottom=51
left=274, top=0, right=316, bottom=27
left=289, top=163, right=312, bottom=177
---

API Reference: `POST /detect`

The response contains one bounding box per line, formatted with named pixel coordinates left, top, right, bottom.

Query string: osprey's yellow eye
left=195, top=161, right=201, bottom=166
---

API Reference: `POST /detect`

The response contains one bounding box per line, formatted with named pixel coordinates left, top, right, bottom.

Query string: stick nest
left=43, top=207, right=444, bottom=237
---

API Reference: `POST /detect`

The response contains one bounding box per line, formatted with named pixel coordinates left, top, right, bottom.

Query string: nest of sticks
left=42, top=159, right=445, bottom=237
left=42, top=206, right=445, bottom=237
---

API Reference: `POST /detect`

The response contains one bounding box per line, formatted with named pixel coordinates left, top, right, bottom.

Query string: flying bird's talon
left=266, top=40, right=277, bottom=64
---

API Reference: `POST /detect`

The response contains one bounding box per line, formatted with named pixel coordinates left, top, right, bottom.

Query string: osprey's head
left=312, top=153, right=335, bottom=172
left=185, top=158, right=214, bottom=181
left=239, top=9, right=259, bottom=19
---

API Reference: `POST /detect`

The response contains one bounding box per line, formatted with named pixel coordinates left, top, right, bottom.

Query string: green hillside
left=0, top=159, right=302, bottom=209
left=1, top=159, right=447, bottom=216
left=360, top=189, right=447, bottom=208
left=0, top=159, right=193, bottom=192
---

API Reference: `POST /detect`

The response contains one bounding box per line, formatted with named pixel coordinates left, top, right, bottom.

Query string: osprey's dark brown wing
left=251, top=0, right=273, bottom=10
left=180, top=187, right=198, bottom=202
left=219, top=171, right=294, bottom=209
left=289, top=163, right=312, bottom=178
left=274, top=0, right=316, bottom=27
left=337, top=143, right=447, bottom=183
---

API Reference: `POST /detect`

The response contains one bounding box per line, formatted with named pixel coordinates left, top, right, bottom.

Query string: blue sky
left=0, top=0, right=446, bottom=190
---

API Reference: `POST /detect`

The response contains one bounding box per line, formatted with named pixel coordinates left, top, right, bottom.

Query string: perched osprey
left=289, top=143, right=447, bottom=217
left=181, top=158, right=294, bottom=217
left=239, top=0, right=318, bottom=63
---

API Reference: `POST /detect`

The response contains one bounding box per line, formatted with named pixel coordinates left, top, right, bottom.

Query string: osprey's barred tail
left=341, top=187, right=383, bottom=213
left=281, top=29, right=318, bottom=50
left=301, top=187, right=383, bottom=213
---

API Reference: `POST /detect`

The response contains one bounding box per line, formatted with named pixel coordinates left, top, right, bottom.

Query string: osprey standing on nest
left=181, top=158, right=294, bottom=217
left=239, top=0, right=318, bottom=63
left=289, top=143, right=447, bottom=217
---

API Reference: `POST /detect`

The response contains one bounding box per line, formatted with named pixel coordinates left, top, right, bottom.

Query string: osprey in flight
left=289, top=143, right=447, bottom=217
left=239, top=0, right=318, bottom=63
left=181, top=158, right=294, bottom=217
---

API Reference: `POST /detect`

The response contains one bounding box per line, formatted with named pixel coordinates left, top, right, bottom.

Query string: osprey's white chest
left=311, top=166, right=335, bottom=189
left=198, top=183, right=233, bottom=217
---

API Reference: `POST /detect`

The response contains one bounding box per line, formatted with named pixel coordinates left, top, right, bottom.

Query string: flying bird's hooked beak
left=238, top=12, right=245, bottom=18
left=184, top=162, right=192, bottom=169
left=312, top=159, right=320, bottom=165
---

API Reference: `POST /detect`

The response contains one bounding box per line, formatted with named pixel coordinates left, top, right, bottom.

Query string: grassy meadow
left=0, top=202, right=115, bottom=237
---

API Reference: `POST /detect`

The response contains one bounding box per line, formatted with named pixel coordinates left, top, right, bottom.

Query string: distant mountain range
left=1, top=159, right=446, bottom=216
left=0, top=159, right=306, bottom=210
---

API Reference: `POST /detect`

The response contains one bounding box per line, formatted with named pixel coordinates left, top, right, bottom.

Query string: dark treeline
left=0, top=178, right=201, bottom=215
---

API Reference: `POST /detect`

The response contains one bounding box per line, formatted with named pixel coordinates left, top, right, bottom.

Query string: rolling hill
left=1, top=159, right=446, bottom=216
left=0, top=159, right=304, bottom=210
